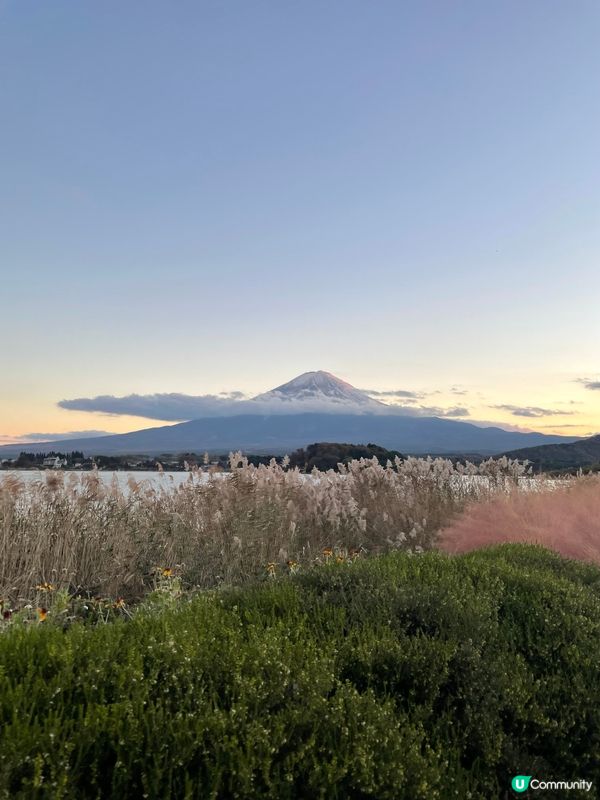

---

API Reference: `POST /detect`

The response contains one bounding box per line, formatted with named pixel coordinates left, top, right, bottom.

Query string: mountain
left=252, top=371, right=384, bottom=412
left=0, top=371, right=582, bottom=459
left=0, top=413, right=579, bottom=458
left=502, top=434, right=600, bottom=472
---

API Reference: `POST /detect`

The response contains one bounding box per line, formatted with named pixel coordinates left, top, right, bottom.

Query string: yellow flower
left=349, top=549, right=360, bottom=560
left=336, top=555, right=345, bottom=564
left=35, top=582, right=55, bottom=592
left=37, top=607, right=48, bottom=621
left=266, top=562, right=276, bottom=576
left=113, top=597, right=126, bottom=609
left=322, top=548, right=333, bottom=559
left=162, top=568, right=173, bottom=578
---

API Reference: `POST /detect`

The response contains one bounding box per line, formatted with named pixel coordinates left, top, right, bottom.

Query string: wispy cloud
left=536, top=423, right=594, bottom=429
left=415, top=406, right=470, bottom=418
left=381, top=405, right=470, bottom=418
left=365, top=386, right=471, bottom=402
left=578, top=379, right=600, bottom=391
left=0, top=430, right=111, bottom=445
left=362, top=389, right=426, bottom=400
left=492, top=404, right=574, bottom=418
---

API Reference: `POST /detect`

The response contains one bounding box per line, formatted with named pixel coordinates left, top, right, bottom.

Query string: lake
left=0, top=470, right=203, bottom=491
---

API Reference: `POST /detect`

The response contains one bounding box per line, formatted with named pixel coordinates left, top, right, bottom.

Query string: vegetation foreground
left=0, top=454, right=531, bottom=607
left=1, top=546, right=600, bottom=799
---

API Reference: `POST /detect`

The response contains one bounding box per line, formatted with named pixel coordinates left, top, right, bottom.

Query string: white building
left=42, top=456, right=67, bottom=469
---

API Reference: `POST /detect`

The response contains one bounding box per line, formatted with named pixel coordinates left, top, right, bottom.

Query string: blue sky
left=1, top=0, right=599, bottom=441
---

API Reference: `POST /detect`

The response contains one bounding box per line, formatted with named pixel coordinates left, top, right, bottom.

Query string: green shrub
left=0, top=545, right=599, bottom=798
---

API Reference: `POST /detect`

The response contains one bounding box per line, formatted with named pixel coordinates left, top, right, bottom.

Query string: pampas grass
left=1, top=453, right=533, bottom=606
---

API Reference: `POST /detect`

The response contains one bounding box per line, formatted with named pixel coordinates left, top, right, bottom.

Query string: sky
left=1, top=0, right=599, bottom=444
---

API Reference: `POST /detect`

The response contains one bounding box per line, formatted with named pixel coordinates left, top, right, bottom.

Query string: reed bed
left=1, top=454, right=534, bottom=608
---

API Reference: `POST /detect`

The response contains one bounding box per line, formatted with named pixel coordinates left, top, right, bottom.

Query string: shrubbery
left=1, top=545, right=599, bottom=798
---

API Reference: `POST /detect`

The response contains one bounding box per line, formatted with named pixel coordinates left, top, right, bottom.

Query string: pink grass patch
left=438, top=478, right=600, bottom=564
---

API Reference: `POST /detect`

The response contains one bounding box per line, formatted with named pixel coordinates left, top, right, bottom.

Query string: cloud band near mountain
left=57, top=393, right=470, bottom=422
left=58, top=393, right=247, bottom=421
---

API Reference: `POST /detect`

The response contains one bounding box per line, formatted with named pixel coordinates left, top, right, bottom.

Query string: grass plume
left=1, top=454, right=532, bottom=607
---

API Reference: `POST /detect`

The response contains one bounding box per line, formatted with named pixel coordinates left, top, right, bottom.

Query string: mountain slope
left=0, top=414, right=579, bottom=458
left=502, top=434, right=600, bottom=472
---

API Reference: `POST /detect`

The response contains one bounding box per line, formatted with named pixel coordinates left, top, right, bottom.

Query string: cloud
left=57, top=389, right=473, bottom=422
left=536, top=423, right=593, bottom=429
left=580, top=380, right=600, bottom=391
left=380, top=405, right=470, bottom=418
left=492, top=404, right=574, bottom=419
left=365, top=386, right=471, bottom=402
left=0, top=430, right=111, bottom=445
left=362, top=389, right=426, bottom=400
left=58, top=393, right=248, bottom=421
left=415, top=406, right=470, bottom=418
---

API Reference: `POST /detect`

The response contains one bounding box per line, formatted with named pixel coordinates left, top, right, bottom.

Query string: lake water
left=0, top=469, right=554, bottom=496
left=0, top=470, right=202, bottom=491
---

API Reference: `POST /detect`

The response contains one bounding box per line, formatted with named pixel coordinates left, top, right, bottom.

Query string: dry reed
left=1, top=454, right=533, bottom=606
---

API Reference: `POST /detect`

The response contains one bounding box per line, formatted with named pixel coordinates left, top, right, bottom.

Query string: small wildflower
left=35, top=582, right=55, bottom=592
left=286, top=559, right=299, bottom=573
left=113, top=598, right=126, bottom=609
left=37, top=607, right=48, bottom=621
left=266, top=562, right=276, bottom=577
left=162, top=568, right=173, bottom=578
left=349, top=549, right=360, bottom=560
left=322, top=547, right=333, bottom=559
left=336, top=555, right=345, bottom=564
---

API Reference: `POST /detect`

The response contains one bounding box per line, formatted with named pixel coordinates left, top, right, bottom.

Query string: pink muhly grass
left=438, top=477, right=600, bottom=564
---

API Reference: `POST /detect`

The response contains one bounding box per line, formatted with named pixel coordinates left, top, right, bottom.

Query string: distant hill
left=0, top=413, right=579, bottom=459
left=288, top=442, right=405, bottom=471
left=502, top=434, right=600, bottom=473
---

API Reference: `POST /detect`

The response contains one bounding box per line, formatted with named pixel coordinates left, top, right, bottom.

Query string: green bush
left=1, top=545, right=599, bottom=798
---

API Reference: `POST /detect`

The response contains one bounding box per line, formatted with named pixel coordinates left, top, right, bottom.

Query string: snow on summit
left=252, top=371, right=385, bottom=413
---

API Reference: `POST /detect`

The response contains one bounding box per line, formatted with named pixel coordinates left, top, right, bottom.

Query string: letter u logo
left=511, top=776, right=532, bottom=792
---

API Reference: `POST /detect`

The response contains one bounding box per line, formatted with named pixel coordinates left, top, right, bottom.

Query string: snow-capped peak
left=252, top=371, right=384, bottom=413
